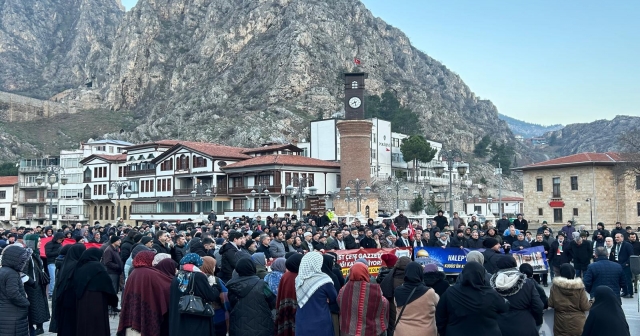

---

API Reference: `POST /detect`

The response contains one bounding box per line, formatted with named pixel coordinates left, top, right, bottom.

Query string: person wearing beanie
left=481, top=237, right=510, bottom=275
left=490, top=257, right=543, bottom=336
left=102, top=235, right=124, bottom=295
left=519, top=264, right=548, bottom=309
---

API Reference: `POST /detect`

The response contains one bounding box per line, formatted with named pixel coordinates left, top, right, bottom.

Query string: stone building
left=516, top=152, right=640, bottom=230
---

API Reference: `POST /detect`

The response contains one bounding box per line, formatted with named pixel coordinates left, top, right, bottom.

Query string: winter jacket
left=376, top=267, right=392, bottom=284
left=172, top=244, right=186, bottom=263
left=491, top=269, right=544, bottom=336
left=45, top=233, right=65, bottom=265
left=549, top=240, right=572, bottom=267
left=583, top=256, right=625, bottom=300
left=513, top=219, right=528, bottom=232
left=102, top=245, right=123, bottom=275
left=188, top=240, right=208, bottom=257
left=219, top=243, right=240, bottom=283
left=268, top=239, right=286, bottom=258
left=152, top=239, right=171, bottom=254
left=496, top=219, right=511, bottom=232
left=512, top=239, right=531, bottom=251
left=0, top=246, right=31, bottom=336
left=570, top=240, right=593, bottom=270
left=464, top=238, right=484, bottom=249
left=423, top=271, right=450, bottom=296
left=548, top=276, right=591, bottom=336
left=560, top=226, right=576, bottom=241
left=226, top=275, right=276, bottom=336
left=119, top=237, right=135, bottom=264
left=482, top=249, right=509, bottom=274
left=256, top=244, right=272, bottom=259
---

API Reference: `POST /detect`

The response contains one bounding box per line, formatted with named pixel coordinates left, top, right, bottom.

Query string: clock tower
left=343, top=72, right=367, bottom=120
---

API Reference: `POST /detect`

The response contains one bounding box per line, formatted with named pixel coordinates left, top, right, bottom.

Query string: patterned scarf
left=295, top=252, right=333, bottom=308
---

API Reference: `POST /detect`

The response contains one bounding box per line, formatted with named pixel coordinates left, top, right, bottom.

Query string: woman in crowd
left=73, top=248, right=119, bottom=336
left=168, top=254, right=219, bottom=336
left=436, top=261, right=508, bottom=336
left=200, top=256, right=230, bottom=336
left=548, top=263, right=591, bottom=336
left=394, top=262, right=439, bottom=336
left=422, top=263, right=449, bottom=296
left=22, top=234, right=50, bottom=335
left=275, top=254, right=303, bottom=336
left=0, top=245, right=31, bottom=336
left=227, top=258, right=276, bottom=336
left=155, top=258, right=178, bottom=277
left=337, top=262, right=389, bottom=336
left=152, top=252, right=172, bottom=266
left=118, top=250, right=172, bottom=336
left=296, top=251, right=337, bottom=336
left=490, top=257, right=543, bottom=336
left=380, top=256, right=411, bottom=336
left=265, top=257, right=286, bottom=295
left=455, top=250, right=492, bottom=285
left=322, top=254, right=343, bottom=335
left=581, top=286, right=631, bottom=336
left=252, top=252, right=269, bottom=279
left=50, top=243, right=86, bottom=335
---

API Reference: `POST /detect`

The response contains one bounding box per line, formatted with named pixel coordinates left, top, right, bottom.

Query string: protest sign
left=333, top=247, right=412, bottom=276
left=413, top=246, right=548, bottom=274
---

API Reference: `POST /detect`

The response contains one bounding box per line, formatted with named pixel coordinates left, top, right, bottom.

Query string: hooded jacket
left=491, top=269, right=543, bottom=336
left=0, top=245, right=31, bottom=336
left=226, top=269, right=275, bottom=336
left=45, top=232, right=65, bottom=265
left=218, top=243, right=240, bottom=283
left=548, top=276, right=591, bottom=336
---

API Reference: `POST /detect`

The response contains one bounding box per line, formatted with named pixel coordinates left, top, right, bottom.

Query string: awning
left=549, top=200, right=565, bottom=207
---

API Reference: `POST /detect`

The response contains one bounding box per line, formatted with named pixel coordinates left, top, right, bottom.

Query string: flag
left=407, top=224, right=416, bottom=241
left=390, top=222, right=398, bottom=236
left=354, top=57, right=361, bottom=65
left=386, top=147, right=390, bottom=152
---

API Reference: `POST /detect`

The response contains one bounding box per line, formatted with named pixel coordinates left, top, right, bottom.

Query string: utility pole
left=495, top=163, right=503, bottom=218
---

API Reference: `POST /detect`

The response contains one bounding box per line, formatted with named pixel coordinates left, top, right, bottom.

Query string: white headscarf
left=295, top=252, right=333, bottom=308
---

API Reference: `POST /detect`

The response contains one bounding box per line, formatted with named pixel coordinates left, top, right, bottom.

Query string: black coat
left=513, top=219, right=528, bottom=232
left=226, top=275, right=276, bottom=336
left=153, top=239, right=171, bottom=254
left=0, top=246, right=31, bottom=336
left=482, top=249, right=508, bottom=274
left=570, top=240, right=593, bottom=270
left=172, top=245, right=186, bottom=263
left=496, top=219, right=511, bottom=232
left=359, top=236, right=377, bottom=248
left=45, top=234, right=64, bottom=265
left=464, top=238, right=484, bottom=249
left=433, top=215, right=448, bottom=231
left=218, top=243, right=240, bottom=283
left=548, top=240, right=572, bottom=267
left=256, top=244, right=272, bottom=259
left=450, top=236, right=466, bottom=248
left=423, top=271, right=450, bottom=296
left=23, top=252, right=50, bottom=324
left=616, top=241, right=634, bottom=267
left=343, top=235, right=359, bottom=250
left=494, top=274, right=544, bottom=335
left=168, top=272, right=219, bottom=336
left=119, top=237, right=135, bottom=264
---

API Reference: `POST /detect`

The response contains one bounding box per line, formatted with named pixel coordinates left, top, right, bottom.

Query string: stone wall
left=333, top=197, right=379, bottom=219
left=0, top=91, right=74, bottom=122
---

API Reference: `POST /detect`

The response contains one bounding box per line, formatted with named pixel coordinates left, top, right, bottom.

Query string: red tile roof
left=517, top=152, right=623, bottom=170
left=500, top=196, right=524, bottom=202
left=80, top=154, right=127, bottom=164
left=179, top=142, right=251, bottom=160
left=223, top=155, right=340, bottom=169
left=242, top=144, right=302, bottom=154
left=0, top=176, right=18, bottom=186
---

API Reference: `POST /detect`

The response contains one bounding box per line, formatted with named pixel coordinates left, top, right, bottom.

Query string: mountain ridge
left=498, top=113, right=563, bottom=138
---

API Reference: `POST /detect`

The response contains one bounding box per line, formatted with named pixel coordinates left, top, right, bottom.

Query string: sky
left=119, top=0, right=639, bottom=126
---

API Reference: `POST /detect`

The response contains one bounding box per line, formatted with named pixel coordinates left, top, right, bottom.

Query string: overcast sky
left=120, top=0, right=639, bottom=126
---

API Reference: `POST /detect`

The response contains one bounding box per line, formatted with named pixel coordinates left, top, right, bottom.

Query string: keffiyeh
left=295, top=252, right=333, bottom=308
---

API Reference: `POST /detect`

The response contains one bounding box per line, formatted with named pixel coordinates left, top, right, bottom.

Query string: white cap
left=401, top=230, right=408, bottom=235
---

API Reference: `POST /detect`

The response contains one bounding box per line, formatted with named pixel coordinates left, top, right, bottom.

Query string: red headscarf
left=349, top=262, right=371, bottom=282
left=133, top=250, right=155, bottom=268
left=381, top=253, right=398, bottom=268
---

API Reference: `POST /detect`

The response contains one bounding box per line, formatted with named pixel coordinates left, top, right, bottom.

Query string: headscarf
left=348, top=262, right=370, bottom=282
left=180, top=253, right=203, bottom=267
left=236, top=257, right=257, bottom=277
left=582, top=286, right=630, bottom=336
left=200, top=256, right=217, bottom=276
left=559, top=263, right=575, bottom=279
left=265, top=258, right=287, bottom=296
left=271, top=257, right=286, bottom=273
left=152, top=253, right=171, bottom=266
left=251, top=252, right=266, bottom=267
left=322, top=254, right=341, bottom=292
left=380, top=256, right=411, bottom=299
left=381, top=253, right=398, bottom=268
left=466, top=250, right=484, bottom=264
left=155, top=258, right=178, bottom=278
left=133, top=250, right=155, bottom=268
left=446, top=261, right=494, bottom=312
left=23, top=233, right=39, bottom=250
left=285, top=254, right=303, bottom=273
left=394, top=261, right=429, bottom=306
left=337, top=262, right=389, bottom=336
left=284, top=251, right=297, bottom=259
left=356, top=258, right=370, bottom=266
left=295, top=252, right=333, bottom=308
left=54, top=244, right=86, bottom=301
left=73, top=248, right=118, bottom=306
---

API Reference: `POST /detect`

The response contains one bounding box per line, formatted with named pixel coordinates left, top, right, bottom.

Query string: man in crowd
left=467, top=215, right=481, bottom=229
left=45, top=232, right=65, bottom=298
left=172, top=234, right=187, bottom=262
left=395, top=230, right=411, bottom=247
left=570, top=234, right=592, bottom=278
left=531, top=233, right=550, bottom=286
left=584, top=247, right=626, bottom=303
left=301, top=232, right=315, bottom=252
left=548, top=232, right=571, bottom=280
left=536, top=220, right=552, bottom=235
left=450, top=229, right=466, bottom=249
left=256, top=234, right=272, bottom=259
left=560, top=220, right=576, bottom=241
left=269, top=231, right=286, bottom=258
left=611, top=222, right=626, bottom=239
left=496, top=214, right=511, bottom=233
left=513, top=213, right=528, bottom=232
left=464, top=230, right=483, bottom=248
left=433, top=210, right=448, bottom=231
left=614, top=233, right=635, bottom=298
left=102, top=235, right=123, bottom=302
left=219, top=231, right=244, bottom=283
left=360, top=229, right=377, bottom=248
left=394, top=210, right=409, bottom=230
left=512, top=232, right=530, bottom=250
left=153, top=230, right=172, bottom=254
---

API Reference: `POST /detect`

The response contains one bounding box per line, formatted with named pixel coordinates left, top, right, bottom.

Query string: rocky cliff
left=0, top=0, right=124, bottom=98
left=543, top=115, right=640, bottom=156
left=96, top=0, right=517, bottom=150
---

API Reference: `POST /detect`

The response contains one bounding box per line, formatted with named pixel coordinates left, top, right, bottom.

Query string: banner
left=332, top=247, right=412, bottom=276
left=413, top=246, right=549, bottom=274
left=39, top=236, right=103, bottom=258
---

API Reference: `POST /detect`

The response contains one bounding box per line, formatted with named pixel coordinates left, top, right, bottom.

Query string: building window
left=351, top=81, right=358, bottom=89
left=0, top=208, right=5, bottom=216
left=336, top=174, right=341, bottom=189
left=636, top=176, right=640, bottom=190
left=552, top=177, right=561, bottom=197
left=637, top=203, right=640, bottom=216
left=553, top=208, right=563, bottom=223
left=536, top=178, right=543, bottom=192
left=371, top=148, right=376, bottom=159
left=538, top=208, right=543, bottom=216
left=570, top=176, right=578, bottom=190
left=573, top=208, right=579, bottom=216
left=0, top=191, right=5, bottom=199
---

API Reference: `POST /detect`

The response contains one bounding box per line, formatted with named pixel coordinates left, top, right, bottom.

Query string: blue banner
left=414, top=246, right=549, bottom=274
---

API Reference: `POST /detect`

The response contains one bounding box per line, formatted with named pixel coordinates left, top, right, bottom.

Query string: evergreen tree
left=490, top=143, right=515, bottom=175
left=0, top=162, right=18, bottom=176
left=425, top=195, right=441, bottom=215
left=410, top=195, right=425, bottom=214
left=474, top=135, right=491, bottom=157
left=400, top=135, right=437, bottom=182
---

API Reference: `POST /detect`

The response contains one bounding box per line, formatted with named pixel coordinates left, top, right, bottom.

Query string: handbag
left=178, top=273, right=214, bottom=317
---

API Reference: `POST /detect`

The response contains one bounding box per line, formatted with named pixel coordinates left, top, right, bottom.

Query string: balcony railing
left=18, top=197, right=46, bottom=203
left=18, top=166, right=47, bottom=173
left=227, top=184, right=283, bottom=194
left=125, top=169, right=156, bottom=177
left=18, top=182, right=46, bottom=188
left=17, top=212, right=47, bottom=219
left=223, top=207, right=300, bottom=213
left=174, top=187, right=226, bottom=196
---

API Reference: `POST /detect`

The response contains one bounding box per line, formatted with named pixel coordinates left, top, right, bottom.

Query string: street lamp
left=190, top=182, right=213, bottom=215
left=324, top=190, right=340, bottom=211
left=36, top=165, right=67, bottom=225
left=251, top=183, right=270, bottom=213
left=286, top=176, right=317, bottom=220
left=434, top=148, right=469, bottom=219
left=495, top=164, right=503, bottom=218
left=386, top=176, right=408, bottom=212
left=343, top=187, right=355, bottom=216
left=586, top=198, right=593, bottom=229
left=346, top=178, right=371, bottom=217
left=108, top=181, right=132, bottom=219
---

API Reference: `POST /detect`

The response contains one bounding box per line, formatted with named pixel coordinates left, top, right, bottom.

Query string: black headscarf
left=285, top=253, right=303, bottom=273
left=235, top=258, right=257, bottom=277
left=559, top=263, right=575, bottom=279
left=394, top=261, right=429, bottom=306
left=322, top=254, right=341, bottom=292
left=582, top=286, right=630, bottom=336
left=72, top=248, right=117, bottom=307
left=54, top=244, right=86, bottom=301
left=446, top=261, right=493, bottom=312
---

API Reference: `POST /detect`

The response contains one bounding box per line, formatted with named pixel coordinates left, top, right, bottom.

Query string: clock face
left=348, top=97, right=362, bottom=109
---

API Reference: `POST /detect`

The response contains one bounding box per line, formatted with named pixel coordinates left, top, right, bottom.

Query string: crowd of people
left=0, top=209, right=635, bottom=336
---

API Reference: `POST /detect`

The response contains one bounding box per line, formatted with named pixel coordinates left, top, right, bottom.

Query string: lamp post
left=586, top=198, right=593, bottom=229
left=190, top=182, right=213, bottom=215
left=286, top=177, right=317, bottom=220
left=346, top=178, right=371, bottom=217
left=342, top=187, right=354, bottom=216
left=386, top=176, right=408, bottom=213
left=413, top=183, right=432, bottom=215
left=324, top=190, right=340, bottom=211
left=434, top=149, right=469, bottom=219
left=108, top=181, right=132, bottom=219
left=36, top=165, right=67, bottom=225
left=251, top=183, right=270, bottom=213
left=495, top=164, right=503, bottom=218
